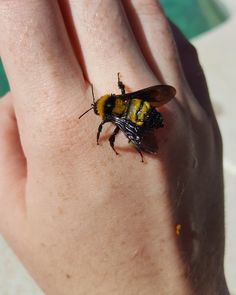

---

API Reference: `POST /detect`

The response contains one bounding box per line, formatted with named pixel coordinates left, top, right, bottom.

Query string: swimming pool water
left=0, top=60, right=9, bottom=97
left=0, top=0, right=228, bottom=97
left=161, top=0, right=228, bottom=39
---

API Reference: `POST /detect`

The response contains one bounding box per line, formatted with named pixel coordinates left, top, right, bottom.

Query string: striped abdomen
left=125, top=98, right=151, bottom=126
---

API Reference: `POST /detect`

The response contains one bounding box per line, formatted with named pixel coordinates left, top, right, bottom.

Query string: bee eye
left=104, top=97, right=115, bottom=115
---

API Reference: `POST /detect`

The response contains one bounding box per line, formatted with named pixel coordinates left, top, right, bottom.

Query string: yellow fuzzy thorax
left=95, top=95, right=126, bottom=118
left=95, top=94, right=110, bottom=118
left=112, top=98, right=126, bottom=115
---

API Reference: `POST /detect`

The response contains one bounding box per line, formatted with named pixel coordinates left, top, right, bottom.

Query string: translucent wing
left=117, top=85, right=176, bottom=107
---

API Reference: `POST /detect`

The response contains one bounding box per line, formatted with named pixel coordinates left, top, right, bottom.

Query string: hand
left=0, top=1, right=229, bottom=294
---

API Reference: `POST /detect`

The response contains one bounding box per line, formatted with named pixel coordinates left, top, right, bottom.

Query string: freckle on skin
left=66, top=274, right=71, bottom=279
left=132, top=207, right=145, bottom=217
left=58, top=206, right=64, bottom=215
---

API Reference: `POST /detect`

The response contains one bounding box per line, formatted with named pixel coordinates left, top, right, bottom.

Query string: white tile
left=0, top=237, right=43, bottom=295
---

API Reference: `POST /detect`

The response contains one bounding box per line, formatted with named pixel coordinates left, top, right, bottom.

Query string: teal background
left=160, top=0, right=228, bottom=39
left=0, top=0, right=228, bottom=98
left=0, top=59, right=9, bottom=97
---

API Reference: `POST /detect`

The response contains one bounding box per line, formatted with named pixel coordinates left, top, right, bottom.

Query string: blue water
left=0, top=60, right=9, bottom=97
left=161, top=0, right=227, bottom=39
left=0, top=0, right=228, bottom=97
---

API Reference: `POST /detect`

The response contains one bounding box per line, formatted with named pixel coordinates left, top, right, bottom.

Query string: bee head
left=79, top=84, right=115, bottom=120
left=94, top=94, right=114, bottom=118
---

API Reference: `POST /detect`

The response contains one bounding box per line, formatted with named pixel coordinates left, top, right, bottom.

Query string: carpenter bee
left=79, top=73, right=176, bottom=162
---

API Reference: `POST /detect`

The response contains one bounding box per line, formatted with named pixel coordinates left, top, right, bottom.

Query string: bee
left=79, top=73, right=176, bottom=162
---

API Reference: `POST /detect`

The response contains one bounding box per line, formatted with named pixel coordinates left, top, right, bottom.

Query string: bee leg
left=97, top=120, right=108, bottom=145
left=135, top=148, right=144, bottom=163
left=109, top=126, right=120, bottom=155
left=117, top=72, right=125, bottom=95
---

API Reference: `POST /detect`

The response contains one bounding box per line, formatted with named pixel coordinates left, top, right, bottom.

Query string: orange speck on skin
left=176, top=224, right=182, bottom=236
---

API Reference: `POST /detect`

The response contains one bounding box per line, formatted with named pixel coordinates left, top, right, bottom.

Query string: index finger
left=0, top=1, right=85, bottom=151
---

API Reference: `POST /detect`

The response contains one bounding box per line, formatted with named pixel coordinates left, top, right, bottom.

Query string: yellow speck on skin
left=176, top=224, right=182, bottom=236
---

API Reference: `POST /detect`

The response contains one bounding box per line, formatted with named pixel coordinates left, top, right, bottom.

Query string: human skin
left=0, top=1, right=229, bottom=294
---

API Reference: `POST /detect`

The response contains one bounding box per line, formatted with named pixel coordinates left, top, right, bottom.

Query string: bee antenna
left=78, top=106, right=94, bottom=119
left=79, top=83, right=96, bottom=119
left=91, top=83, right=95, bottom=104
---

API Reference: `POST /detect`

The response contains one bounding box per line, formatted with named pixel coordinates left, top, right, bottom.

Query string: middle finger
left=65, top=0, right=159, bottom=94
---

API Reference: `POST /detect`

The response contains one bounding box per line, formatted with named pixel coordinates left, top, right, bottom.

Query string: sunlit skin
left=0, top=1, right=229, bottom=295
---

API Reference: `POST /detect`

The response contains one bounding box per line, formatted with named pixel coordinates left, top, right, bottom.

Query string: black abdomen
left=144, top=108, right=164, bottom=129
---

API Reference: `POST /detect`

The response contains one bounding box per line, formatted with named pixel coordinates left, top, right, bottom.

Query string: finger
left=63, top=0, right=159, bottom=94
left=0, top=93, right=26, bottom=239
left=122, top=0, right=189, bottom=103
left=0, top=1, right=85, bottom=151
left=169, top=22, right=215, bottom=119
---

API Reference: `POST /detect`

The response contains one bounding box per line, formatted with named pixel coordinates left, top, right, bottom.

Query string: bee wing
left=112, top=117, right=159, bottom=154
left=118, top=85, right=176, bottom=107
left=138, top=129, right=159, bottom=154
